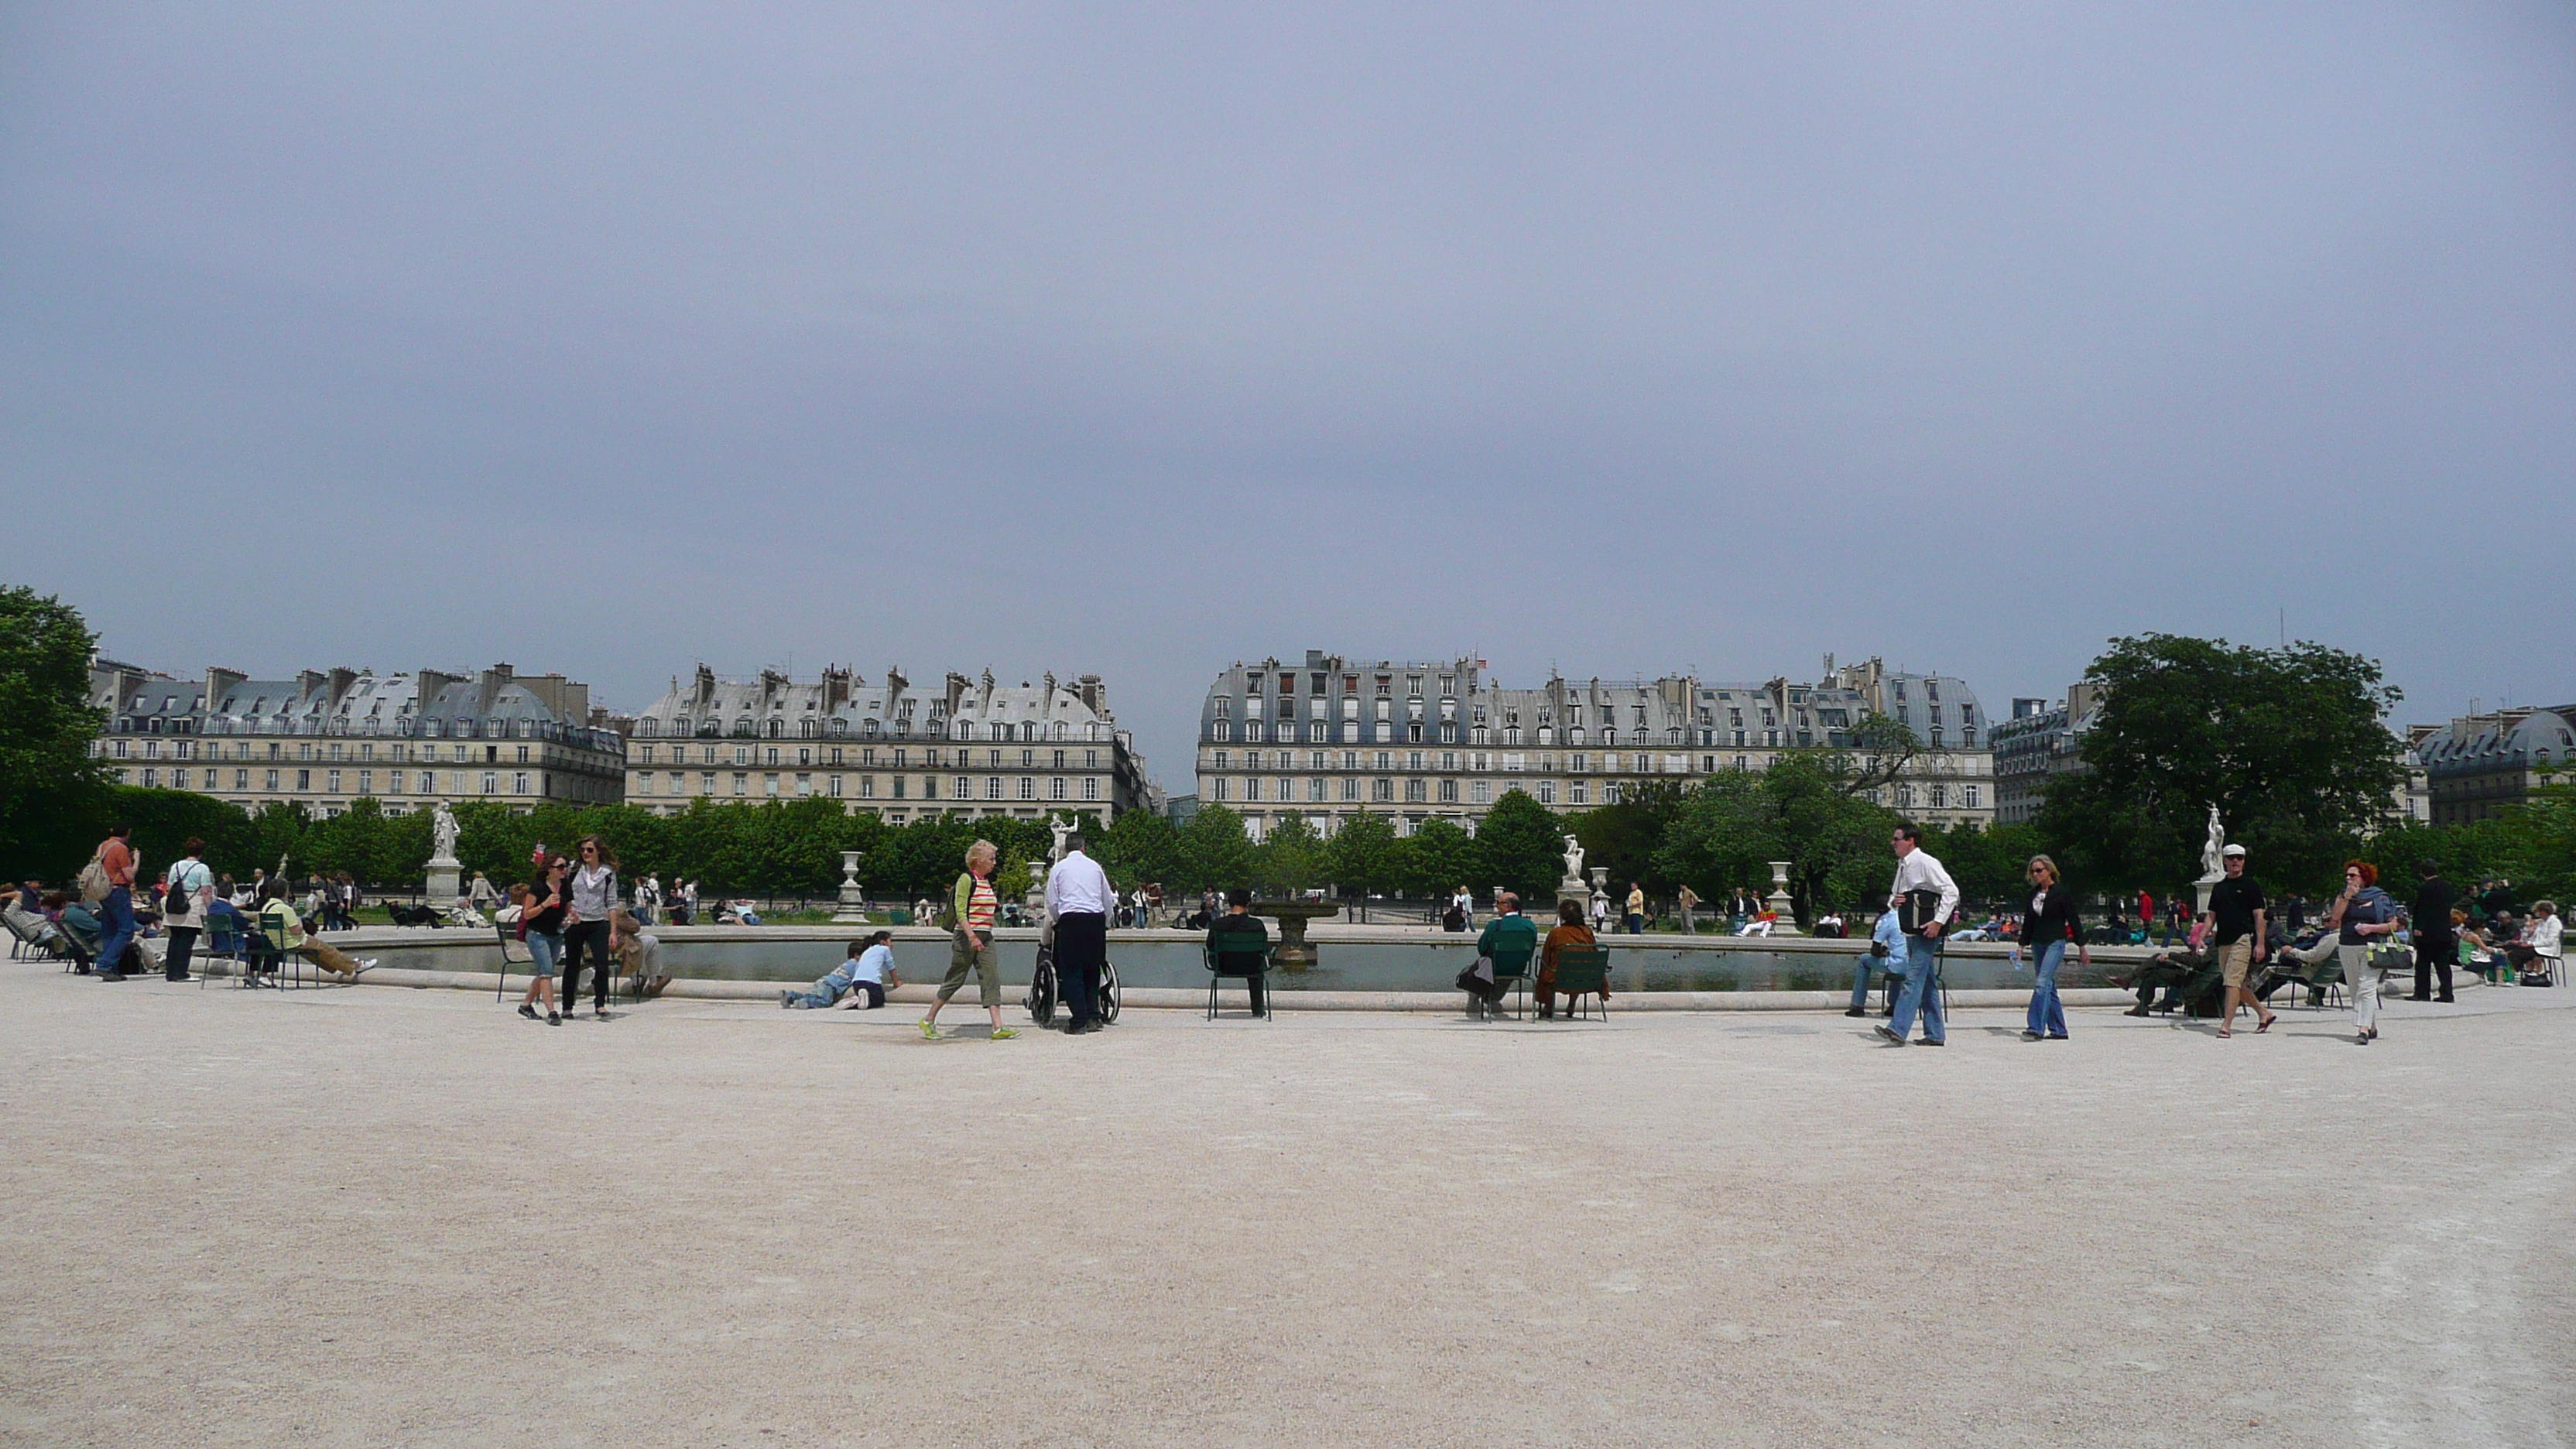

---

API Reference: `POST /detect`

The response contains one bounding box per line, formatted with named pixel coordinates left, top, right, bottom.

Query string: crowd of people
left=6, top=826, right=380, bottom=984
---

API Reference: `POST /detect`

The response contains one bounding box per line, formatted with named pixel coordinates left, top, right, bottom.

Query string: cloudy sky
left=5, top=4, right=2570, bottom=782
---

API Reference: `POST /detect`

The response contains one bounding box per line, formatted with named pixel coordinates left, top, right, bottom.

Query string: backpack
left=77, top=847, right=112, bottom=904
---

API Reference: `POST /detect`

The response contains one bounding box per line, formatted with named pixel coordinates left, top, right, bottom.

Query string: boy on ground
left=782, top=931, right=899, bottom=1010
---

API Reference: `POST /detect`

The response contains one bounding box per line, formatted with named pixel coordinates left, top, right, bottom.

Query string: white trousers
left=2342, top=943, right=2382, bottom=1032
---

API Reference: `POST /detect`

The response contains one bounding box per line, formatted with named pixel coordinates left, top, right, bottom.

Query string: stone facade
left=2410, top=707, right=2576, bottom=825
left=1192, top=649, right=1993, bottom=838
left=622, top=664, right=1151, bottom=822
left=1989, top=681, right=2104, bottom=826
left=88, top=660, right=626, bottom=817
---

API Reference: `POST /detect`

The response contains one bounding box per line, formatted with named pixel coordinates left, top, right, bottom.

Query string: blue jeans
left=1888, top=935, right=1944, bottom=1042
left=98, top=886, right=136, bottom=974
left=1851, top=952, right=1903, bottom=1010
left=526, top=930, right=562, bottom=982
left=2026, top=939, right=2067, bottom=1036
left=788, top=974, right=879, bottom=1009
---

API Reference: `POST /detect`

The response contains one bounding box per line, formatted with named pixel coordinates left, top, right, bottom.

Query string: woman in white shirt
left=2505, top=902, right=2561, bottom=985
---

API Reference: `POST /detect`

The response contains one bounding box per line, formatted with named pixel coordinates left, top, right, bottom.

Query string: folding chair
left=1204, top=939, right=1273, bottom=1019
left=1550, top=947, right=1612, bottom=1020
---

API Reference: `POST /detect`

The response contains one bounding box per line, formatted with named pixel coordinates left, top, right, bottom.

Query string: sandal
left=2256, top=1013, right=2277, bottom=1033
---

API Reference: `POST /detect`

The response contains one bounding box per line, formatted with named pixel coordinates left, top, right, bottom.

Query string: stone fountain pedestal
left=1765, top=861, right=1802, bottom=935
left=1252, top=900, right=1339, bottom=971
left=831, top=850, right=870, bottom=924
left=425, top=855, right=461, bottom=904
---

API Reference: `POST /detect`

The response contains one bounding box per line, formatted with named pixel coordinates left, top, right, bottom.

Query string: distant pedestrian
left=516, top=865, right=567, bottom=1025
left=1874, top=824, right=1958, bottom=1047
left=1677, top=884, right=1701, bottom=935
left=2407, top=859, right=2456, bottom=1003
left=1044, top=833, right=1114, bottom=1034
left=2206, top=844, right=2275, bottom=1037
left=87, top=824, right=139, bottom=982
left=162, top=838, right=211, bottom=983
left=920, top=840, right=1016, bottom=1040
left=1590, top=889, right=1610, bottom=935
left=2018, top=855, right=2085, bottom=1040
left=2322, top=860, right=2402, bottom=1044
left=1623, top=882, right=1645, bottom=934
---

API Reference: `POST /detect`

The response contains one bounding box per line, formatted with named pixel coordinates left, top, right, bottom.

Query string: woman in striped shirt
left=920, top=840, right=1016, bottom=1040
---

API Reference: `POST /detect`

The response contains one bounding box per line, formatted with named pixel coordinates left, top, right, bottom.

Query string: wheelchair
left=1024, top=940, right=1122, bottom=1027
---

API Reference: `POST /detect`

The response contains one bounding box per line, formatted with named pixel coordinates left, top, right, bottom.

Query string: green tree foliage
left=1325, top=810, right=1400, bottom=912
left=1920, top=820, right=2048, bottom=912
left=1475, top=789, right=1564, bottom=900
left=1181, top=805, right=1255, bottom=892
left=0, top=587, right=110, bottom=878
left=1254, top=813, right=1323, bottom=896
left=1097, top=808, right=1186, bottom=892
left=1395, top=816, right=1476, bottom=901
left=1567, top=779, right=1690, bottom=899
left=2040, top=635, right=2403, bottom=894
left=1655, top=758, right=1903, bottom=923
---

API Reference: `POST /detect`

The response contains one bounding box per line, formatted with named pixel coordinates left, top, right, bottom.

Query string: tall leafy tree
left=1395, top=816, right=1475, bottom=901
left=1181, top=805, right=1255, bottom=892
left=1567, top=779, right=1690, bottom=900
left=1475, top=789, right=1563, bottom=901
left=2040, top=635, right=2403, bottom=893
left=1096, top=808, right=1187, bottom=892
left=0, top=587, right=109, bottom=877
left=1253, top=813, right=1323, bottom=896
left=1325, top=810, right=1399, bottom=916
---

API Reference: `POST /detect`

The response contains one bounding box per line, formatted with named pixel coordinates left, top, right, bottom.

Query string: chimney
left=206, top=667, right=245, bottom=714
left=416, top=670, right=461, bottom=714
left=824, top=666, right=852, bottom=711
left=693, top=663, right=716, bottom=709
left=759, top=666, right=787, bottom=702
left=478, top=663, right=516, bottom=714
left=297, top=669, right=328, bottom=701
left=944, top=671, right=969, bottom=716
left=1077, top=673, right=1105, bottom=717
left=327, top=667, right=357, bottom=704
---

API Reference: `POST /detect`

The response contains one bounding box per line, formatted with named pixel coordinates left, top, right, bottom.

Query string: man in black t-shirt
left=2207, top=844, right=2273, bottom=1035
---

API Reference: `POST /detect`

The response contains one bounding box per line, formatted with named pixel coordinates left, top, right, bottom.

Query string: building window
left=327, top=770, right=341, bottom=793
left=1537, top=781, right=1556, bottom=804
left=1372, top=778, right=1394, bottom=802
left=296, top=769, right=311, bottom=791
left=1341, top=778, right=1361, bottom=801
left=514, top=772, right=531, bottom=794
left=734, top=773, right=749, bottom=796
left=1081, top=776, right=1101, bottom=801
left=1437, top=779, right=1457, bottom=803
left=482, top=772, right=498, bottom=795
left=1050, top=776, right=1067, bottom=800
left=1309, top=778, right=1328, bottom=802
left=1569, top=782, right=1588, bottom=805
left=236, top=769, right=251, bottom=790
left=1277, top=777, right=1294, bottom=802
left=1963, top=786, right=1978, bottom=808
left=1471, top=781, right=1490, bottom=804
left=1213, top=777, right=1230, bottom=801
left=357, top=769, right=372, bottom=794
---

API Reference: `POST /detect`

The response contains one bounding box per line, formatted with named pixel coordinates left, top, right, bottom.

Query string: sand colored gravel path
left=5, top=971, right=2569, bottom=1447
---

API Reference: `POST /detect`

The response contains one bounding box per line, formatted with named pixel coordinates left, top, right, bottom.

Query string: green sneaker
left=917, top=1019, right=939, bottom=1040
left=990, top=1027, right=1018, bottom=1040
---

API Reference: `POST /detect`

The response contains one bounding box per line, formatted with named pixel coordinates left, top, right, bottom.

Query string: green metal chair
left=1204, top=937, right=1274, bottom=1019
left=1487, top=941, right=1536, bottom=1020
left=1550, top=947, right=1611, bottom=1020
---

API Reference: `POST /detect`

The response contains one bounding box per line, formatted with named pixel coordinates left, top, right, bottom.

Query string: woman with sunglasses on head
left=2019, top=855, right=2087, bottom=1041
left=561, top=836, right=620, bottom=1019
left=2321, top=859, right=2402, bottom=1044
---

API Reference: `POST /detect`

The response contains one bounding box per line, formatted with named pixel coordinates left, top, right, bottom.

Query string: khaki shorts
left=2218, top=938, right=2257, bottom=988
left=937, top=930, right=999, bottom=1005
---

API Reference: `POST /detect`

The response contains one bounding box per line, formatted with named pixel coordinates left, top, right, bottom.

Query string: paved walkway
left=5, top=970, right=2569, bottom=1447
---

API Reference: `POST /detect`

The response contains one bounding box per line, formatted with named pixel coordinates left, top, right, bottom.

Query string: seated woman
left=2502, top=901, right=2561, bottom=985
left=36, top=892, right=98, bottom=969
left=255, top=885, right=375, bottom=978
left=611, top=907, right=671, bottom=998
left=1534, top=898, right=1602, bottom=1020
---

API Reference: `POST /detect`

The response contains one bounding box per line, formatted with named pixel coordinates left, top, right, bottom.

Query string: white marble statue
left=2199, top=804, right=2227, bottom=880
left=1050, top=815, right=1075, bottom=865
left=430, top=801, right=461, bottom=863
left=1561, top=834, right=1585, bottom=882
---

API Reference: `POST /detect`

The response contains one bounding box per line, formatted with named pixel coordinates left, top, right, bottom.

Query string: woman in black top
left=516, top=857, right=570, bottom=1025
left=2021, top=855, right=2088, bottom=1040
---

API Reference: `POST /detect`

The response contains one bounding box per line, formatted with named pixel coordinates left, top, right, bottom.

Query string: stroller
left=1024, top=940, right=1122, bottom=1027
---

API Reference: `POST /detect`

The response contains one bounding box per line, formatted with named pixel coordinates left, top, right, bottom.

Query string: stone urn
left=831, top=850, right=869, bottom=923
left=1765, top=860, right=1802, bottom=936
left=1251, top=899, right=1340, bottom=972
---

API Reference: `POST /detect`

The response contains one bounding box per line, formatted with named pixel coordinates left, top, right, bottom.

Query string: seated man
left=779, top=931, right=899, bottom=1010
left=33, top=892, right=98, bottom=968
left=1208, top=888, right=1272, bottom=1016
left=615, top=908, right=673, bottom=999
left=2116, top=948, right=2225, bottom=1017
left=1847, top=906, right=1908, bottom=1018
left=255, top=886, right=376, bottom=978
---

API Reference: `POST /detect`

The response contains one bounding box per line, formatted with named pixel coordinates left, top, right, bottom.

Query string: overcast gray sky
left=5, top=3, right=2570, bottom=784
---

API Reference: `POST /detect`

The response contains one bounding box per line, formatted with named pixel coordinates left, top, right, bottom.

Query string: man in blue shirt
left=1846, top=907, right=1907, bottom=1017
left=781, top=931, right=899, bottom=1010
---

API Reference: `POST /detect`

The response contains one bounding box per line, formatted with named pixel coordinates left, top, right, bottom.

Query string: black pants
left=1055, top=911, right=1107, bottom=1026
left=164, top=926, right=198, bottom=980
left=561, top=920, right=613, bottom=1009
left=2413, top=940, right=2454, bottom=999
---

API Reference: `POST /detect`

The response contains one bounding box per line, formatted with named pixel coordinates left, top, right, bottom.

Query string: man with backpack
left=86, top=825, right=140, bottom=982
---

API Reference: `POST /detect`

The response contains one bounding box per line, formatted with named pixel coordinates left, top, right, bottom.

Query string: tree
left=1181, top=806, right=1255, bottom=892
left=1325, top=810, right=1399, bottom=916
left=1476, top=790, right=1563, bottom=901
left=2040, top=635, right=2404, bottom=894
left=1567, top=779, right=1690, bottom=901
left=1254, top=814, right=1324, bottom=896
left=1097, top=808, right=1187, bottom=892
left=1395, top=817, right=1475, bottom=901
left=0, top=587, right=109, bottom=879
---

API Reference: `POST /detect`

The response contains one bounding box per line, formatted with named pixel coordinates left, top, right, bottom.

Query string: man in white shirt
left=1875, top=824, right=1961, bottom=1046
left=1043, top=834, right=1115, bottom=1034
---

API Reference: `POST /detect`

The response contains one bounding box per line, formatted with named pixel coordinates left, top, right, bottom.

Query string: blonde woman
left=920, top=839, right=1016, bottom=1040
left=2019, top=855, right=2088, bottom=1040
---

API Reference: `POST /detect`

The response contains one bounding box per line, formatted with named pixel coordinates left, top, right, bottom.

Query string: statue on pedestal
left=1050, top=815, right=1076, bottom=866
left=1560, top=834, right=1586, bottom=883
left=430, top=801, right=461, bottom=865
left=2199, top=804, right=2228, bottom=882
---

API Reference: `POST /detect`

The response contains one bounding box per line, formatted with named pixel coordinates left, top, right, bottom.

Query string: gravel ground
left=5, top=970, right=2569, bottom=1448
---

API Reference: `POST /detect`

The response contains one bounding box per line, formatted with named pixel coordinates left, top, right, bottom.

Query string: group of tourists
left=5, top=827, right=379, bottom=985
left=493, top=835, right=665, bottom=1026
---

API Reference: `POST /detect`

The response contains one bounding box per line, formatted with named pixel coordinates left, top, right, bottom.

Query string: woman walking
left=2322, top=860, right=2402, bottom=1044
left=163, top=838, right=212, bottom=982
left=920, top=839, right=1016, bottom=1040
left=560, top=835, right=619, bottom=1019
left=517, top=861, right=568, bottom=1024
left=2018, top=855, right=2088, bottom=1041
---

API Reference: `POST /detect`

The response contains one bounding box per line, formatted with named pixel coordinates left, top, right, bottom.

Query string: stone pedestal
left=426, top=857, right=461, bottom=904
left=1025, top=861, right=1049, bottom=915
left=2194, top=872, right=2224, bottom=917
left=1252, top=901, right=1336, bottom=972
left=831, top=850, right=870, bottom=924
left=1765, top=860, right=1802, bottom=935
left=1557, top=878, right=1592, bottom=917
